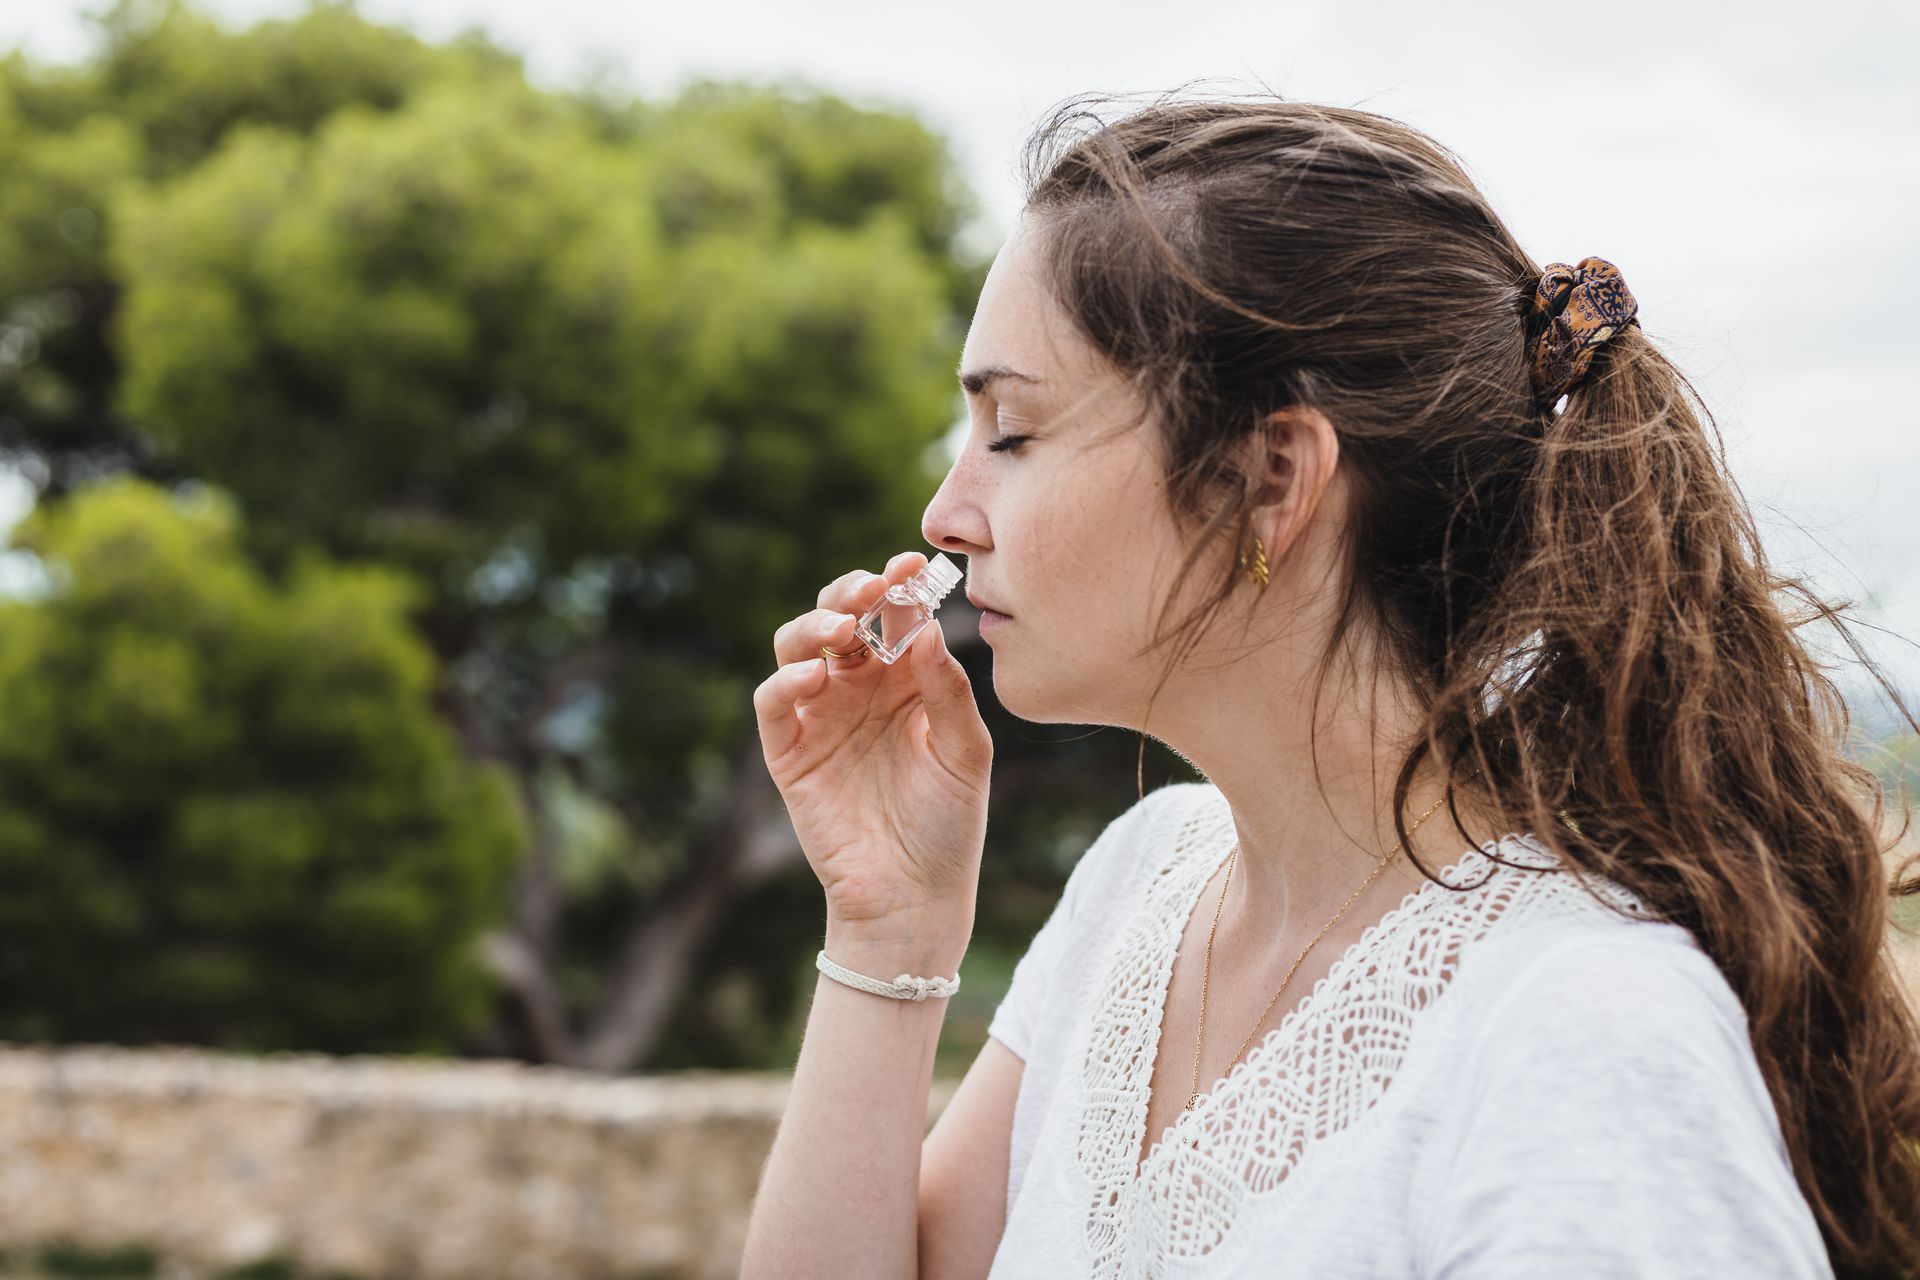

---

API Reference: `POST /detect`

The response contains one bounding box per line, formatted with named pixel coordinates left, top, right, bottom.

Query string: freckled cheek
left=1036, top=491, right=1125, bottom=597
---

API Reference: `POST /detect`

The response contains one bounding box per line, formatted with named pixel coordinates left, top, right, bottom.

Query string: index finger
left=815, top=551, right=933, bottom=614
left=816, top=567, right=872, bottom=612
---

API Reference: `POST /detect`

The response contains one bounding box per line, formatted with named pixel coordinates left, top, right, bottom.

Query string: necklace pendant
left=1183, top=1096, right=1197, bottom=1111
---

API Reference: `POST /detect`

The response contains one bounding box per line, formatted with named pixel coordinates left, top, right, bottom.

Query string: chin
left=987, top=665, right=1054, bottom=724
left=987, top=661, right=1106, bottom=727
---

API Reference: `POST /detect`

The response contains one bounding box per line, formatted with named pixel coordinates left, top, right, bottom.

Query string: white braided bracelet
left=816, top=948, right=961, bottom=1002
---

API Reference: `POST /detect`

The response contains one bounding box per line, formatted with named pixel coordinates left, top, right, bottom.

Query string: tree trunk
left=574, top=732, right=801, bottom=1072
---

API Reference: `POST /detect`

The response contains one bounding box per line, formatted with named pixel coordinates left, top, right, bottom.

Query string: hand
left=754, top=551, right=993, bottom=934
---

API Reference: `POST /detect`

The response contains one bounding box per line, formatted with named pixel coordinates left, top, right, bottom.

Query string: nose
left=920, top=459, right=990, bottom=558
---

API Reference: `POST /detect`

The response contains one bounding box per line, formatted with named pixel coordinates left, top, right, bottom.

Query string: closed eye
left=986, top=434, right=1032, bottom=455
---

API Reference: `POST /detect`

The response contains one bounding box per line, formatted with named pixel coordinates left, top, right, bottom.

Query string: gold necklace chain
left=1185, top=789, right=1454, bottom=1112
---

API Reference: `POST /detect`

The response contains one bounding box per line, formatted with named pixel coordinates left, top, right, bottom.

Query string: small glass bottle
left=852, top=552, right=964, bottom=665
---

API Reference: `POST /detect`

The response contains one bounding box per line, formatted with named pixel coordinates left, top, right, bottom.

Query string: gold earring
left=1241, top=535, right=1270, bottom=587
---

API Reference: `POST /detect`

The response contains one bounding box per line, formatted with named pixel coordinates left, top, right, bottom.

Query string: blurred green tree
left=0, top=0, right=518, bottom=494
left=105, top=76, right=982, bottom=1070
left=0, top=477, right=523, bottom=1051
left=0, top=0, right=1051, bottom=1071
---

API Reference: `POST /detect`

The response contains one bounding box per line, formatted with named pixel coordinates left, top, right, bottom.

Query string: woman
left=742, top=92, right=1920, bottom=1278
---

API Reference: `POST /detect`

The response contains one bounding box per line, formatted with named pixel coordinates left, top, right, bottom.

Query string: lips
left=966, top=594, right=1010, bottom=617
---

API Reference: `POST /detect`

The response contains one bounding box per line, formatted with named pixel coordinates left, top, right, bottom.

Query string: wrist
left=823, top=915, right=971, bottom=980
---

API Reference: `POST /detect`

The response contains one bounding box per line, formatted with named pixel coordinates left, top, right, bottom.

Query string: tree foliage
left=0, top=0, right=1022, bottom=1065
left=0, top=0, right=519, bottom=489
left=0, top=478, right=523, bottom=1050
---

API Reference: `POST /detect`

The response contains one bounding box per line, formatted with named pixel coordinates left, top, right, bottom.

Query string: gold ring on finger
left=821, top=641, right=869, bottom=664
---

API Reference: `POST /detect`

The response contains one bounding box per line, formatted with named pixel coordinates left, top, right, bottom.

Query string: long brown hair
left=1017, top=87, right=1920, bottom=1276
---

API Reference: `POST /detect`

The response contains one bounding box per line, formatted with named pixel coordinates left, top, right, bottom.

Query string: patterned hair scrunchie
left=1525, top=256, right=1639, bottom=409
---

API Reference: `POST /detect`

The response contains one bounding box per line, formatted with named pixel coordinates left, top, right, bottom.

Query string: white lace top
left=983, top=781, right=1833, bottom=1278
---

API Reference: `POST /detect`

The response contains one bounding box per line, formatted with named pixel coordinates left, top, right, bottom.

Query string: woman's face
left=921, top=215, right=1204, bottom=725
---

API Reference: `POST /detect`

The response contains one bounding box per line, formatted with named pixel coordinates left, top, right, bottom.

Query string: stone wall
left=0, top=1044, right=958, bottom=1280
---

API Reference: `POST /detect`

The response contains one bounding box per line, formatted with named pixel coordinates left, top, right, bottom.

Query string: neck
left=1152, top=665, right=1514, bottom=934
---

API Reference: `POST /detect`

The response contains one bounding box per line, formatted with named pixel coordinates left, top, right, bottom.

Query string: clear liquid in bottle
left=853, top=552, right=964, bottom=664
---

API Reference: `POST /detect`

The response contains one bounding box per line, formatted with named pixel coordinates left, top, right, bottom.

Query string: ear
left=1248, top=405, right=1340, bottom=557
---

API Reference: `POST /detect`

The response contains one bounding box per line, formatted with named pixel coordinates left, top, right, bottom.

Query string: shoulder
left=1468, top=916, right=1746, bottom=1050
left=1420, top=921, right=1833, bottom=1276
left=1063, top=780, right=1224, bottom=898
left=1445, top=918, right=1790, bottom=1172
left=1439, top=834, right=1731, bottom=1041
left=1126, top=778, right=1221, bottom=826
left=1453, top=914, right=1757, bottom=1093
left=1137, top=779, right=1226, bottom=836
left=1420, top=848, right=1787, bottom=1144
left=1414, top=913, right=1832, bottom=1272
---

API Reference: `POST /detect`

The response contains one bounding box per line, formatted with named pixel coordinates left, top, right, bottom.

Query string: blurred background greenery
left=0, top=0, right=1913, bottom=1085
left=0, top=0, right=1223, bottom=1079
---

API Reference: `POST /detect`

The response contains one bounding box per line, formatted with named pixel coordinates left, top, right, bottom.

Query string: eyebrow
left=958, top=364, right=1041, bottom=396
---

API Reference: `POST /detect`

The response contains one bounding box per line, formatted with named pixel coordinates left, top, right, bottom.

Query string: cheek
left=1055, top=451, right=1162, bottom=554
left=1039, top=484, right=1159, bottom=625
left=1002, top=443, right=1168, bottom=613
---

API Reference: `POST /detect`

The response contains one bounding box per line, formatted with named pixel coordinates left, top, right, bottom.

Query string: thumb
left=911, top=617, right=985, bottom=755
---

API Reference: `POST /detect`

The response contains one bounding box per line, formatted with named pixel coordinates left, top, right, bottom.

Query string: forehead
left=958, top=219, right=1105, bottom=392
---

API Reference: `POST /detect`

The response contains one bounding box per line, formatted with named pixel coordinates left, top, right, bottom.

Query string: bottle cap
left=917, top=552, right=963, bottom=606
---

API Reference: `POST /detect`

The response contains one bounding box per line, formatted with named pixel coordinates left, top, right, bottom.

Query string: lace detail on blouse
left=1071, top=789, right=1653, bottom=1276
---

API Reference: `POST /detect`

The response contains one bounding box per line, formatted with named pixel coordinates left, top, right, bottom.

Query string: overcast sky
left=5, top=0, right=1917, bottom=707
